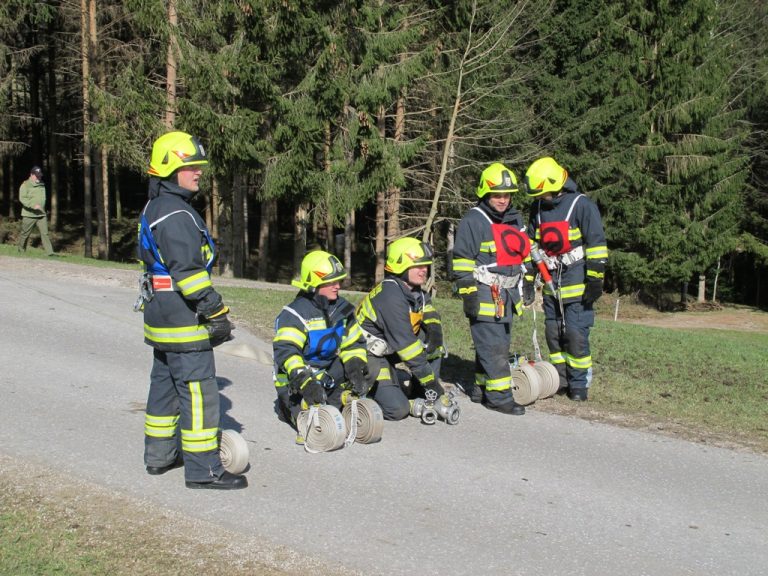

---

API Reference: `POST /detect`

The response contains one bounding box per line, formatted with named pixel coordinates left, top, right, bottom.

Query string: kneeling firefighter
left=137, top=131, right=246, bottom=490
left=523, top=157, right=608, bottom=401
left=272, top=251, right=374, bottom=443
left=356, top=237, right=451, bottom=421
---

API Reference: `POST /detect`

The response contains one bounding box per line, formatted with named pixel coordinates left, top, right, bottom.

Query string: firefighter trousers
left=542, top=296, right=594, bottom=391
left=469, top=319, right=516, bottom=409
left=144, top=349, right=225, bottom=483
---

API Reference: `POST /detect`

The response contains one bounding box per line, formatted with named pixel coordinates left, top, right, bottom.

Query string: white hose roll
left=296, top=405, right=347, bottom=453
left=342, top=398, right=384, bottom=444
left=219, top=429, right=249, bottom=474
left=510, top=363, right=541, bottom=406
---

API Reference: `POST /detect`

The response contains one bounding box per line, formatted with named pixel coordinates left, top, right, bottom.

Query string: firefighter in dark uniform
left=524, top=157, right=608, bottom=401
left=137, top=131, right=246, bottom=490
left=453, top=162, right=531, bottom=415
left=356, top=237, right=446, bottom=420
left=272, top=250, right=373, bottom=443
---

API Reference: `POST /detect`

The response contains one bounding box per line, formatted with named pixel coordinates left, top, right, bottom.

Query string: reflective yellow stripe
left=420, top=372, right=435, bottom=384
left=398, top=340, right=423, bottom=361
left=190, top=381, right=203, bottom=431
left=549, top=352, right=565, bottom=365
left=144, top=414, right=179, bottom=438
left=567, top=354, right=592, bottom=369
left=559, top=284, right=585, bottom=299
left=275, top=373, right=289, bottom=388
left=485, top=375, right=511, bottom=392
left=176, top=270, right=212, bottom=297
left=478, top=303, right=497, bottom=317
left=586, top=269, right=604, bottom=279
left=377, top=366, right=391, bottom=382
left=342, top=323, right=363, bottom=345
left=586, top=245, right=608, bottom=259
left=474, top=373, right=487, bottom=386
left=284, top=355, right=305, bottom=374
left=340, top=348, right=366, bottom=362
left=453, top=258, right=475, bottom=272
left=569, top=228, right=582, bottom=241
left=181, top=427, right=219, bottom=452
left=144, top=323, right=210, bottom=344
left=480, top=241, right=495, bottom=254
left=458, top=285, right=477, bottom=295
left=274, top=326, right=306, bottom=347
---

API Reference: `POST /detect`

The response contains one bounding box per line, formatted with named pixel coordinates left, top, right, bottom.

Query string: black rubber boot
left=146, top=454, right=184, bottom=476
left=568, top=388, right=588, bottom=401
left=468, top=384, right=485, bottom=404
left=186, top=471, right=248, bottom=490
left=488, top=401, right=526, bottom=416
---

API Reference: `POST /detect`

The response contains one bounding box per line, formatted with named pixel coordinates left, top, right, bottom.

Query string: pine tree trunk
left=165, top=0, right=177, bottom=128
left=343, top=210, right=354, bottom=289
left=47, top=31, right=59, bottom=231
left=257, top=198, right=275, bottom=281
left=232, top=172, right=244, bottom=277
left=294, top=203, right=308, bottom=276
left=712, top=258, right=721, bottom=303
left=81, top=0, right=93, bottom=258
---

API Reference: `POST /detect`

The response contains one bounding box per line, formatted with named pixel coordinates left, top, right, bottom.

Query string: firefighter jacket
left=356, top=276, right=442, bottom=388
left=19, top=178, right=47, bottom=218
left=273, top=291, right=367, bottom=389
left=527, top=178, right=608, bottom=304
left=452, top=200, right=530, bottom=322
left=137, top=178, right=225, bottom=352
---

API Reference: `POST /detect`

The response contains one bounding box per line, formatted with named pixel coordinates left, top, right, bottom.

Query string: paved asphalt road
left=1, top=260, right=767, bottom=576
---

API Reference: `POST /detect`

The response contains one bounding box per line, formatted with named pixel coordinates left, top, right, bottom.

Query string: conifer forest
left=2, top=0, right=767, bottom=307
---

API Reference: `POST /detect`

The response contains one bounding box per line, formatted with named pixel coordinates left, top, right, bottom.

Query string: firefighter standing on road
left=452, top=163, right=532, bottom=416
left=272, top=250, right=373, bottom=443
left=524, top=157, right=608, bottom=401
left=356, top=237, right=447, bottom=420
left=137, top=131, right=246, bottom=490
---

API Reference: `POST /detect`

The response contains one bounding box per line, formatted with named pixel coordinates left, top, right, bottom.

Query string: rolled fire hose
left=296, top=405, right=347, bottom=454
left=342, top=397, right=384, bottom=445
left=219, top=429, right=249, bottom=474
left=510, top=362, right=541, bottom=406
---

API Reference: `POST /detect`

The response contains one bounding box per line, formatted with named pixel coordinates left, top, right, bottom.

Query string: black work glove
left=522, top=280, right=536, bottom=306
left=461, top=292, right=479, bottom=318
left=583, top=278, right=603, bottom=305
left=423, top=379, right=445, bottom=400
left=344, top=357, right=373, bottom=396
left=290, top=368, right=326, bottom=405
left=204, top=307, right=234, bottom=347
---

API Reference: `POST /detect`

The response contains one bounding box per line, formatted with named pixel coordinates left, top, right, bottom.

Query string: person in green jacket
left=17, top=166, right=56, bottom=256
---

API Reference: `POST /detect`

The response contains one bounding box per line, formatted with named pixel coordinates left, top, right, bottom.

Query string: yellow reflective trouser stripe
left=569, top=229, right=581, bottom=241
left=586, top=245, right=608, bottom=259
left=181, top=381, right=218, bottom=452
left=485, top=375, right=511, bottom=392
left=458, top=285, right=477, bottom=295
left=567, top=354, right=592, bottom=369
left=453, top=258, right=475, bottom=272
left=177, top=270, right=212, bottom=297
left=274, top=326, right=306, bottom=348
left=474, top=373, right=487, bottom=387
left=560, top=284, right=585, bottom=299
left=480, top=241, right=495, bottom=253
left=587, top=269, right=604, bottom=279
left=420, top=373, right=435, bottom=384
left=549, top=352, right=566, bottom=365
left=144, top=323, right=210, bottom=344
left=378, top=366, right=391, bottom=382
left=398, top=340, right=423, bottom=361
left=145, top=414, right=179, bottom=438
